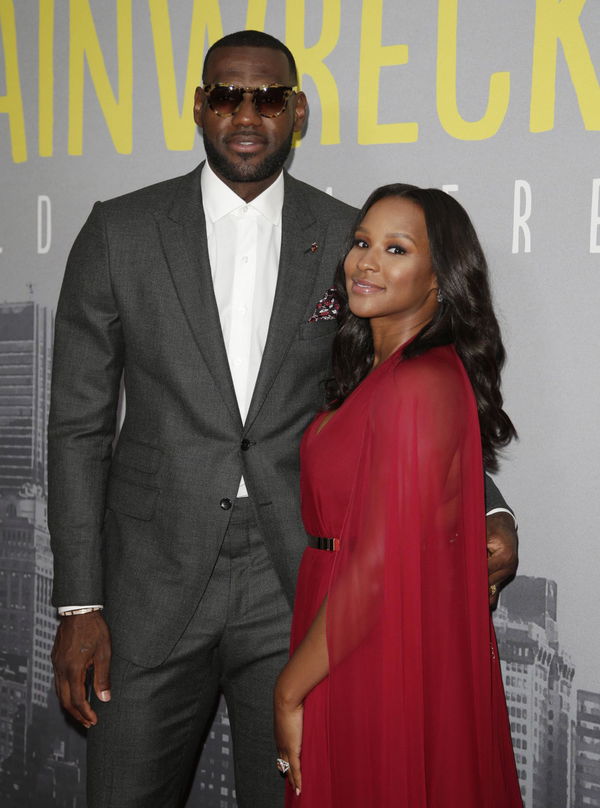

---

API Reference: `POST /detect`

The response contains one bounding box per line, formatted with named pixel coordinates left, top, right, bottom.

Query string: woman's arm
left=273, top=597, right=329, bottom=795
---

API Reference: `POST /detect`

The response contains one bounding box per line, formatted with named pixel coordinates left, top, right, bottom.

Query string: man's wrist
left=58, top=605, right=104, bottom=616
left=485, top=507, right=518, bottom=530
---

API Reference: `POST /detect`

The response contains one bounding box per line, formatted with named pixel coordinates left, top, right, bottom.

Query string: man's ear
left=293, top=92, right=308, bottom=134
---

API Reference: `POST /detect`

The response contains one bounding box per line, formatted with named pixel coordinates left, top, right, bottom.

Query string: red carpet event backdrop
left=1, top=1, right=599, bottom=806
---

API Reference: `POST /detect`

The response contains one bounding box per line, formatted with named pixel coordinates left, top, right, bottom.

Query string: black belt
left=307, top=536, right=340, bottom=552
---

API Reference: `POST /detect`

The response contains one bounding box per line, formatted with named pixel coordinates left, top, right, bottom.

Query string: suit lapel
left=154, top=165, right=242, bottom=427
left=245, top=174, right=322, bottom=429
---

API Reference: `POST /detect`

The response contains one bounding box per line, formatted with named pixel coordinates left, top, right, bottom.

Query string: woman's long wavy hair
left=326, top=183, right=516, bottom=471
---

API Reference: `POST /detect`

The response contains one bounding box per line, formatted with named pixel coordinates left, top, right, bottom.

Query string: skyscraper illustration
left=495, top=576, right=576, bottom=808
left=573, top=690, right=600, bottom=807
left=0, top=300, right=85, bottom=805
left=0, top=652, right=27, bottom=763
left=0, top=487, right=56, bottom=715
left=0, top=301, right=53, bottom=494
left=190, top=698, right=237, bottom=807
left=0, top=302, right=57, bottom=774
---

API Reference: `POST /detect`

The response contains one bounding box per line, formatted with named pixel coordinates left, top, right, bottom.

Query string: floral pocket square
left=308, top=287, right=341, bottom=322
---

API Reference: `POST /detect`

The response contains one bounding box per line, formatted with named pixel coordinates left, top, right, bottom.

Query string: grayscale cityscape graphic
left=0, top=298, right=598, bottom=807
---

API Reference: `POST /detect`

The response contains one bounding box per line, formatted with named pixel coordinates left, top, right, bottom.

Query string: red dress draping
left=287, top=344, right=522, bottom=807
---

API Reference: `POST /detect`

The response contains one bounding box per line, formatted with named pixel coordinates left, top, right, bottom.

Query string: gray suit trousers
left=87, top=498, right=291, bottom=807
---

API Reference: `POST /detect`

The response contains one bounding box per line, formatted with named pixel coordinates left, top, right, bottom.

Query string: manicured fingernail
left=100, top=690, right=111, bottom=702
left=296, top=788, right=301, bottom=796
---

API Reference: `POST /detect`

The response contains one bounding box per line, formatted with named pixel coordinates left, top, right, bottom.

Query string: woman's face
left=344, top=196, right=438, bottom=326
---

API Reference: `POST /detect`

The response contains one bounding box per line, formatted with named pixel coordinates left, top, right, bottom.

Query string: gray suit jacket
left=48, top=165, right=358, bottom=667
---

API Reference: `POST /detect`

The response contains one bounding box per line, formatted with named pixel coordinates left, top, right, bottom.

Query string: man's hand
left=51, top=611, right=112, bottom=728
left=486, top=512, right=519, bottom=607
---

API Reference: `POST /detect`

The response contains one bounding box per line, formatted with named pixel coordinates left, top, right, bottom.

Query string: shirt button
left=237, top=305, right=247, bottom=315
left=241, top=206, right=248, bottom=214
left=241, top=256, right=248, bottom=264
left=220, top=498, right=232, bottom=510
left=233, top=357, right=242, bottom=366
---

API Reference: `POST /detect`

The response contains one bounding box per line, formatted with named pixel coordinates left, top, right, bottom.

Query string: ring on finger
left=276, top=757, right=290, bottom=774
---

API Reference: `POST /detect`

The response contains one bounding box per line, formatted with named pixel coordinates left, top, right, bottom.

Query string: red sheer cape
left=326, top=346, right=521, bottom=806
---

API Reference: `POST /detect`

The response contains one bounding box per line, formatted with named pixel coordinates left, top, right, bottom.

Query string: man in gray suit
left=49, top=30, right=517, bottom=808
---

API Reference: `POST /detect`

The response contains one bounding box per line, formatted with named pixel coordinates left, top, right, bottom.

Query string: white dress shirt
left=202, top=162, right=284, bottom=497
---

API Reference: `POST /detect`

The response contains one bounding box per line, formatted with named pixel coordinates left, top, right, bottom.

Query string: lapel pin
left=305, top=242, right=319, bottom=254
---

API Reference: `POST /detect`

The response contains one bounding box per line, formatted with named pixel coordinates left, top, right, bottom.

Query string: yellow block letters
left=358, top=0, right=418, bottom=144
left=530, top=0, right=600, bottom=131
left=68, top=0, right=133, bottom=155
left=0, top=0, right=27, bottom=162
left=437, top=0, right=510, bottom=140
left=150, top=0, right=223, bottom=152
left=285, top=0, right=341, bottom=145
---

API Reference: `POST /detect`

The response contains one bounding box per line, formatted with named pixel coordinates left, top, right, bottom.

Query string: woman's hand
left=274, top=681, right=304, bottom=796
left=273, top=597, right=330, bottom=796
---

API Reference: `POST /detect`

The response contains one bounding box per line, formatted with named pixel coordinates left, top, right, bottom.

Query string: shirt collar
left=201, top=162, right=284, bottom=226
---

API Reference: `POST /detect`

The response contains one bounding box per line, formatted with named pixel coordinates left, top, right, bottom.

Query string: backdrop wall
left=1, top=1, right=599, bottom=806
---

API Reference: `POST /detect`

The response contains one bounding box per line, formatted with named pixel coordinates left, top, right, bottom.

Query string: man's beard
left=203, top=129, right=293, bottom=184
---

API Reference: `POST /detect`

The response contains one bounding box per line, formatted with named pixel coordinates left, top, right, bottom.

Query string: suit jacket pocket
left=112, top=436, right=163, bottom=474
left=297, top=320, right=338, bottom=340
left=106, top=475, right=159, bottom=521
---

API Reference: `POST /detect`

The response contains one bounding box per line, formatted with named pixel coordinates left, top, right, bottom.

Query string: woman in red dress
left=274, top=184, right=523, bottom=807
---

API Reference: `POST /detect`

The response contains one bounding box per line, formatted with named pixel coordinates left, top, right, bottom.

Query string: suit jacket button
left=220, top=498, right=232, bottom=510
left=240, top=439, right=251, bottom=451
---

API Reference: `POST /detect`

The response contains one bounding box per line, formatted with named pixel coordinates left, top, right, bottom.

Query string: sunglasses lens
left=208, top=86, right=243, bottom=115
left=206, top=85, right=292, bottom=117
left=255, top=86, right=289, bottom=117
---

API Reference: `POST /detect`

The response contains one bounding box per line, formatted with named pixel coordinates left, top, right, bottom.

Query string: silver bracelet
left=60, top=606, right=103, bottom=616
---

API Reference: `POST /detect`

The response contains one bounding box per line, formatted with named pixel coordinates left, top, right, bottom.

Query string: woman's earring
left=436, top=289, right=444, bottom=303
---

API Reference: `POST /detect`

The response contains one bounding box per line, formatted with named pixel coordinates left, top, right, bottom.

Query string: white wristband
left=59, top=606, right=103, bottom=617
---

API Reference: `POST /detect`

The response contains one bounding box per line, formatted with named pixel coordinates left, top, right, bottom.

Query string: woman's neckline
left=314, top=340, right=411, bottom=436
left=370, top=335, right=413, bottom=372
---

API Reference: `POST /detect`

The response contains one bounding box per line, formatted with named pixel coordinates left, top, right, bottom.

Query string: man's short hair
left=202, top=30, right=298, bottom=85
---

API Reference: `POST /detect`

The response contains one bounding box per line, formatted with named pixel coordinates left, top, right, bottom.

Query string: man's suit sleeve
left=484, top=473, right=514, bottom=518
left=48, top=202, right=124, bottom=607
